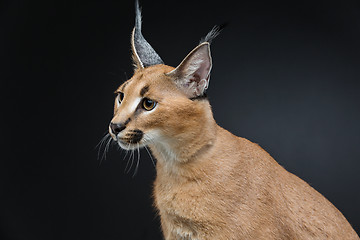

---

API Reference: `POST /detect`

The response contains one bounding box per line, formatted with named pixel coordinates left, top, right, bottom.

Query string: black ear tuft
left=200, top=23, right=228, bottom=44
left=131, top=0, right=164, bottom=69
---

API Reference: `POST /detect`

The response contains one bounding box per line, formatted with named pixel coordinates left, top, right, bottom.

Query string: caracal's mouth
left=110, top=129, right=145, bottom=150
left=109, top=128, right=160, bottom=151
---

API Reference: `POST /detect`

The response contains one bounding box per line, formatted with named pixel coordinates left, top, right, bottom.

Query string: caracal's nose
left=109, top=122, right=125, bottom=135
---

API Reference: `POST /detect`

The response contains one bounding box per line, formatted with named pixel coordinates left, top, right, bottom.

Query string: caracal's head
left=109, top=1, right=220, bottom=151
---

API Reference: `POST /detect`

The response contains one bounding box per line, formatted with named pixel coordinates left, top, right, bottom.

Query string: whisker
left=96, top=133, right=113, bottom=167
left=116, top=143, right=124, bottom=155
left=95, top=131, right=110, bottom=149
left=124, top=143, right=132, bottom=173
left=123, top=143, right=130, bottom=160
left=106, top=137, right=112, bottom=156
left=133, top=143, right=141, bottom=177
left=144, top=145, right=156, bottom=168
left=96, top=133, right=110, bottom=161
left=126, top=148, right=135, bottom=174
left=100, top=137, right=112, bottom=165
left=127, top=149, right=135, bottom=174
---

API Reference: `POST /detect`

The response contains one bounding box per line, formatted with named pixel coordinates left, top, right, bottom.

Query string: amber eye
left=118, top=92, right=124, bottom=103
left=142, top=98, right=157, bottom=111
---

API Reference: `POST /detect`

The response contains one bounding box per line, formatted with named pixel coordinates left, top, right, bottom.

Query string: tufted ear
left=166, top=42, right=212, bottom=99
left=131, top=0, right=164, bottom=69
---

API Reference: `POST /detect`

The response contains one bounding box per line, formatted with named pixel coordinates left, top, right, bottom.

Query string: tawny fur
left=110, top=65, right=359, bottom=240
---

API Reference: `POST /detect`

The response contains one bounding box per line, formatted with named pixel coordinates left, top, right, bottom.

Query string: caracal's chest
left=153, top=171, right=232, bottom=240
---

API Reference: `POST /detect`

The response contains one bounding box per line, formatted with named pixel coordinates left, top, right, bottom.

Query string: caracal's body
left=108, top=1, right=359, bottom=239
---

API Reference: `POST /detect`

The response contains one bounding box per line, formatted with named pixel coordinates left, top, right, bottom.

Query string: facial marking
left=140, top=85, right=149, bottom=97
left=128, top=97, right=142, bottom=114
left=124, top=129, right=144, bottom=144
left=117, top=129, right=145, bottom=150
left=118, top=81, right=130, bottom=92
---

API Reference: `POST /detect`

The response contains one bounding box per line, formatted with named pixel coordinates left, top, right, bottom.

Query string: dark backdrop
left=1, top=0, right=359, bottom=239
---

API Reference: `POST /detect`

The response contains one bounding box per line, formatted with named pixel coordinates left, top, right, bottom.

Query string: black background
left=1, top=0, right=360, bottom=239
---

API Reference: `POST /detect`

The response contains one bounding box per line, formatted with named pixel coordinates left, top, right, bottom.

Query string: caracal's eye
left=118, top=92, right=124, bottom=103
left=142, top=98, right=157, bottom=111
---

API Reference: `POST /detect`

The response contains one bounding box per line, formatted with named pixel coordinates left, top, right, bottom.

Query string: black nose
left=110, top=122, right=126, bottom=135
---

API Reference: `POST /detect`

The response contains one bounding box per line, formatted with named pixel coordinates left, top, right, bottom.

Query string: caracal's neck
left=149, top=100, right=218, bottom=176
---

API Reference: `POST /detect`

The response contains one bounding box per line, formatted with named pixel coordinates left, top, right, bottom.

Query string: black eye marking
left=120, top=81, right=129, bottom=92
left=124, top=118, right=131, bottom=125
left=140, top=85, right=149, bottom=97
left=142, top=98, right=156, bottom=111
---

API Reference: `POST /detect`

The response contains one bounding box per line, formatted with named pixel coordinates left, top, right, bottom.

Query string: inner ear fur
left=166, top=42, right=212, bottom=99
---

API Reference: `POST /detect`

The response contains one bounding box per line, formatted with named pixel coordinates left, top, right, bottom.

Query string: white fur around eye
left=129, top=97, right=142, bottom=113
left=115, top=97, right=120, bottom=108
